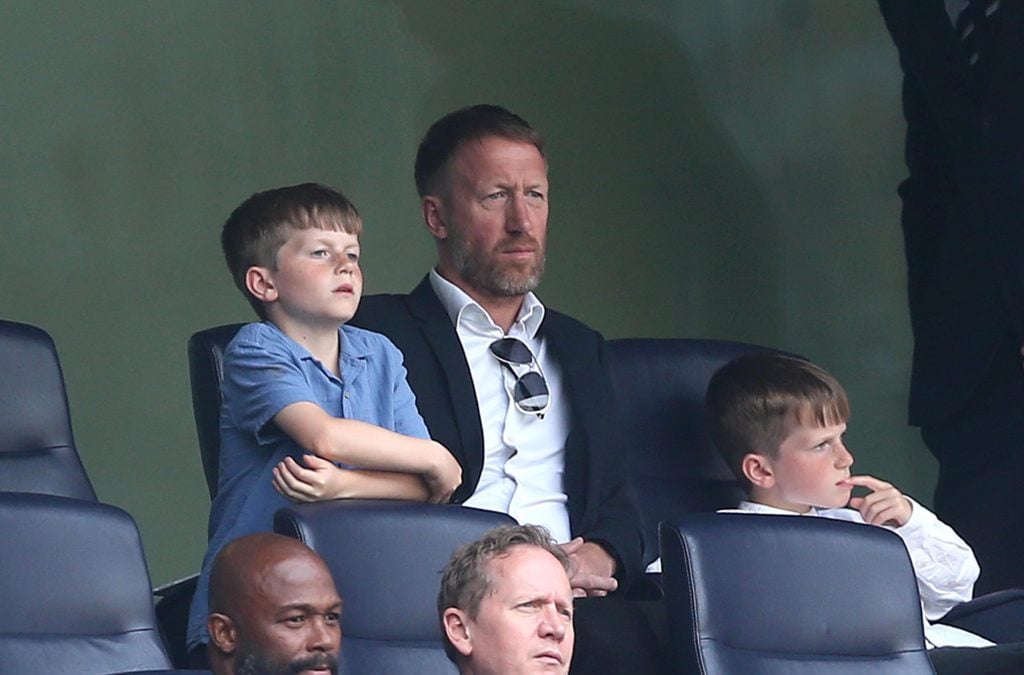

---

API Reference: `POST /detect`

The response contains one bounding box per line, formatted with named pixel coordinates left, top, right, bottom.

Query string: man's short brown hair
left=414, top=104, right=545, bottom=198
left=437, top=524, right=569, bottom=662
left=706, top=351, right=851, bottom=491
left=221, top=182, right=362, bottom=320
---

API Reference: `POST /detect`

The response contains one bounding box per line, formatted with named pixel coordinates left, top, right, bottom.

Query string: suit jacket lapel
left=406, top=277, right=485, bottom=491
left=537, top=313, right=589, bottom=526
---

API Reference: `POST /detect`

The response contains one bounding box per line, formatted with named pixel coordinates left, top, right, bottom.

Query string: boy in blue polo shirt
left=186, top=183, right=461, bottom=659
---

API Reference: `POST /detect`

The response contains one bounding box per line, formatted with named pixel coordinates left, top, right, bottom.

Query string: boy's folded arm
left=274, top=455, right=429, bottom=502
left=339, top=468, right=431, bottom=500
left=273, top=401, right=461, bottom=502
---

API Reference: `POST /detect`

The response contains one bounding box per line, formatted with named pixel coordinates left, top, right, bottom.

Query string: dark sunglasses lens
left=490, top=338, right=533, bottom=364
left=514, top=371, right=549, bottom=411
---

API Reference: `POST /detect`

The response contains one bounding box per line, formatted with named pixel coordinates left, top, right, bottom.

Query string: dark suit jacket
left=351, top=276, right=644, bottom=589
left=879, top=0, right=1024, bottom=427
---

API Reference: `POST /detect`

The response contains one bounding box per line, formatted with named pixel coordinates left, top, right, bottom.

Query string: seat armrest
left=937, top=588, right=1024, bottom=643
left=153, top=573, right=199, bottom=598
left=153, top=574, right=200, bottom=668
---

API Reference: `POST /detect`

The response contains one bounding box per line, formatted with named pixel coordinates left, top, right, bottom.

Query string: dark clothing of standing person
left=879, top=0, right=1024, bottom=594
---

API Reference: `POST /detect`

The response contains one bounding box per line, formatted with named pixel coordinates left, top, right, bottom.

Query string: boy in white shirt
left=705, top=351, right=1024, bottom=674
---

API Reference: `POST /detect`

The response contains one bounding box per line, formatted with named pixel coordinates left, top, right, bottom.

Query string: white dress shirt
left=430, top=270, right=572, bottom=543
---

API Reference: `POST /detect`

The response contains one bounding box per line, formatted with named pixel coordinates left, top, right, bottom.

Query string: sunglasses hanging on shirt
left=488, top=337, right=550, bottom=418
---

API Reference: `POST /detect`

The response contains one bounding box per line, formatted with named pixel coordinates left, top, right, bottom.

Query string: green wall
left=1, top=1, right=924, bottom=585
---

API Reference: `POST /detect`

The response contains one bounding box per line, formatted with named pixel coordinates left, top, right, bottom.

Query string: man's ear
left=442, top=607, right=473, bottom=657
left=208, top=612, right=238, bottom=655
left=245, top=266, right=277, bottom=303
left=422, top=196, right=449, bottom=240
left=742, top=453, right=775, bottom=489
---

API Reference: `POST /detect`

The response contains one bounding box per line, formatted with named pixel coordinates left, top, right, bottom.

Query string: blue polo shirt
left=186, top=321, right=430, bottom=650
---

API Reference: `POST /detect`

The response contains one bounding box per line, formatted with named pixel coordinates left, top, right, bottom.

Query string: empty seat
left=606, top=337, right=771, bottom=563
left=0, top=319, right=96, bottom=500
left=0, top=492, right=173, bottom=673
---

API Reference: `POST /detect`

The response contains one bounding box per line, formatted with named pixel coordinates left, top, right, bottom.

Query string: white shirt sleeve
left=890, top=497, right=980, bottom=620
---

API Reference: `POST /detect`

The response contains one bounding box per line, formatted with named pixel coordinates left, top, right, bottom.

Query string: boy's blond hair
left=705, top=352, right=850, bottom=491
left=221, top=182, right=363, bottom=319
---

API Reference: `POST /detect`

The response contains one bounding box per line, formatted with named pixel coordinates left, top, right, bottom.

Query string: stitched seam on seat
left=707, top=641, right=928, bottom=660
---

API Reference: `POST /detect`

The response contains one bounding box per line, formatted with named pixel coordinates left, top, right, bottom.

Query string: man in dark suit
left=352, top=104, right=664, bottom=673
left=879, top=0, right=1024, bottom=594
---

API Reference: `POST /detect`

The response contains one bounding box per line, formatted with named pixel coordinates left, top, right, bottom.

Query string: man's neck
left=432, top=268, right=526, bottom=334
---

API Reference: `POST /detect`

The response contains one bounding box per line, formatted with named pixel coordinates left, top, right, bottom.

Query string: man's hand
left=560, top=538, right=618, bottom=598
left=273, top=454, right=348, bottom=502
left=422, top=442, right=462, bottom=504
left=841, top=474, right=913, bottom=527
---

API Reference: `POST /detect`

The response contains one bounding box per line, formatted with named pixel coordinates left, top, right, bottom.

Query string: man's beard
left=234, top=642, right=339, bottom=675
left=449, top=232, right=546, bottom=297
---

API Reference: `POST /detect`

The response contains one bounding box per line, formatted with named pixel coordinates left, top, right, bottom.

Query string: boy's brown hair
left=705, top=351, right=851, bottom=491
left=221, top=182, right=363, bottom=320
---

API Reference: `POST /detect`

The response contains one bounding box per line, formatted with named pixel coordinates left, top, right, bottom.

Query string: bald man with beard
left=205, top=533, right=342, bottom=675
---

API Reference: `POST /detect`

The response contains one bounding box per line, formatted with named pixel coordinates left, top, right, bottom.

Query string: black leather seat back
left=0, top=492, right=172, bottom=673
left=660, top=514, right=935, bottom=674
left=606, top=338, right=767, bottom=560
left=186, top=323, right=244, bottom=498
left=275, top=500, right=516, bottom=675
left=0, top=320, right=96, bottom=500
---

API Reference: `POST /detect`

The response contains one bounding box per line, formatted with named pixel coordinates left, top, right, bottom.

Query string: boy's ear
left=245, top=266, right=277, bottom=303
left=422, top=196, right=449, bottom=240
left=442, top=607, right=473, bottom=657
left=742, top=453, right=775, bottom=489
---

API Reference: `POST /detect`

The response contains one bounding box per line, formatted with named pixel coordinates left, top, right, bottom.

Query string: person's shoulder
left=226, top=322, right=312, bottom=368
left=542, top=307, right=602, bottom=338
left=222, top=323, right=305, bottom=381
left=351, top=292, right=416, bottom=330
left=357, top=292, right=410, bottom=311
left=816, top=506, right=865, bottom=524
left=228, top=321, right=290, bottom=351
left=342, top=323, right=395, bottom=347
left=341, top=324, right=405, bottom=360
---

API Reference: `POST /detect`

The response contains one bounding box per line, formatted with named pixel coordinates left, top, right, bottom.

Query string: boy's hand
left=841, top=475, right=913, bottom=527
left=560, top=537, right=618, bottom=598
left=273, top=454, right=348, bottom=502
left=423, top=442, right=462, bottom=504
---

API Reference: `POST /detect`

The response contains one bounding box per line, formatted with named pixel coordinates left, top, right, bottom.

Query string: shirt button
left=344, top=392, right=351, bottom=399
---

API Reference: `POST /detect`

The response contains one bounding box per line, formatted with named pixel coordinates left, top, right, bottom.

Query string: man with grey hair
left=439, top=524, right=575, bottom=675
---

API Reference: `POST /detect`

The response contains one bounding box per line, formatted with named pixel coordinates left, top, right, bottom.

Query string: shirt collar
left=945, top=0, right=969, bottom=25
left=737, top=500, right=821, bottom=516
left=262, top=321, right=368, bottom=383
left=429, top=268, right=545, bottom=338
